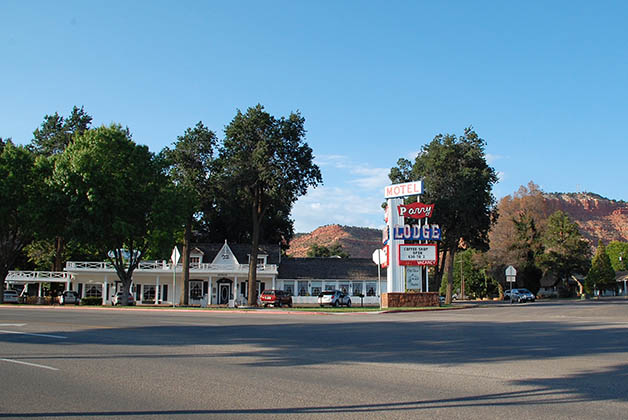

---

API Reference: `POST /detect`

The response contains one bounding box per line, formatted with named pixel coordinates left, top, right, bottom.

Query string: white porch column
left=103, top=276, right=108, bottom=306
left=234, top=276, right=238, bottom=301
left=208, top=276, right=213, bottom=305
left=272, top=276, right=276, bottom=290
left=156, top=276, right=160, bottom=303
left=38, top=283, right=42, bottom=297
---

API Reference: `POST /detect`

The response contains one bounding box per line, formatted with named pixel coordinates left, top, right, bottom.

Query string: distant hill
left=287, top=192, right=628, bottom=258
left=287, top=225, right=381, bottom=258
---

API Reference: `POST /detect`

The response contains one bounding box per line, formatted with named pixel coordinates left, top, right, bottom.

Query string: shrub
left=80, top=296, right=103, bottom=306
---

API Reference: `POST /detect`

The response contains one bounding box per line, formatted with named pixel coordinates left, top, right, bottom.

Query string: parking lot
left=1, top=299, right=628, bottom=419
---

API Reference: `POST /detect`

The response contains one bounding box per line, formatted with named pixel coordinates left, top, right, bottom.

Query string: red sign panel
left=397, top=202, right=434, bottom=219
left=381, top=245, right=389, bottom=268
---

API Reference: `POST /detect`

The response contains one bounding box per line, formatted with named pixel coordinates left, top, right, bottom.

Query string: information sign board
left=398, top=244, right=438, bottom=266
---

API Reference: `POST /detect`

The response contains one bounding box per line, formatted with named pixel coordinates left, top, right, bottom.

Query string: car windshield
left=519, top=289, right=531, bottom=294
left=322, top=291, right=336, bottom=295
left=262, top=291, right=275, bottom=295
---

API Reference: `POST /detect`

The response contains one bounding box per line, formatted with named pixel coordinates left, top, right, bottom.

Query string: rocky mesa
left=286, top=192, right=628, bottom=258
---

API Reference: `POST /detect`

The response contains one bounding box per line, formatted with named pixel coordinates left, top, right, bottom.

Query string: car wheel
left=288, top=302, right=292, bottom=308
left=320, top=304, right=324, bottom=307
left=333, top=300, right=339, bottom=307
left=277, top=301, right=282, bottom=308
left=346, top=300, right=351, bottom=307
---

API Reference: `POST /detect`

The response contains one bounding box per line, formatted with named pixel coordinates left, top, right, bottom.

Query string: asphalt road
left=1, top=300, right=628, bottom=419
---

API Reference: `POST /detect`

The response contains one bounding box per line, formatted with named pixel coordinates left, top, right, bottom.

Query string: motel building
left=5, top=241, right=388, bottom=306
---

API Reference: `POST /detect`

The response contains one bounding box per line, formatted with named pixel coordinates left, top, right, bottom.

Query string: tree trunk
left=248, top=216, right=260, bottom=307
left=53, top=236, right=65, bottom=272
left=182, top=216, right=192, bottom=305
left=0, top=268, right=7, bottom=304
left=248, top=188, right=262, bottom=307
left=444, top=249, right=455, bottom=304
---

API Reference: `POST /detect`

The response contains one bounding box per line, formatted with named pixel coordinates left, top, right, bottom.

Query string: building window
left=85, top=284, right=102, bottom=298
left=352, top=282, right=363, bottom=296
left=366, top=282, right=377, bottom=296
left=311, top=282, right=322, bottom=297
left=325, top=283, right=336, bottom=291
left=298, top=281, right=309, bottom=296
left=143, top=285, right=156, bottom=302
left=340, top=283, right=349, bottom=295
left=283, top=281, right=294, bottom=296
left=190, top=281, right=203, bottom=300
left=190, top=256, right=201, bottom=268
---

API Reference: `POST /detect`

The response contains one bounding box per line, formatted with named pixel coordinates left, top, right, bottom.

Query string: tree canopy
left=307, top=243, right=350, bottom=258
left=539, top=210, right=591, bottom=290
left=389, top=128, right=498, bottom=303
left=216, top=104, right=322, bottom=305
left=53, top=124, right=176, bottom=304
left=586, top=240, right=616, bottom=293
left=0, top=139, right=43, bottom=302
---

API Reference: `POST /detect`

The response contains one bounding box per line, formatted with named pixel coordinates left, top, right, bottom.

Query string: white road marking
left=0, top=358, right=59, bottom=371
left=0, top=330, right=67, bottom=339
left=0, top=323, right=26, bottom=327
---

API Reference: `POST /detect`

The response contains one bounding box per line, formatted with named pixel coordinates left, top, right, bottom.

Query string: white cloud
left=486, top=153, right=504, bottom=164
left=292, top=185, right=386, bottom=233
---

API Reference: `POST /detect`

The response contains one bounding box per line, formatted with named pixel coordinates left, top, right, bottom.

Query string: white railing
left=6, top=271, right=71, bottom=282
left=65, top=261, right=278, bottom=273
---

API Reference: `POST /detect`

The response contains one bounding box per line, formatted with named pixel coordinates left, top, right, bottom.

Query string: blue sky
left=2, top=1, right=627, bottom=232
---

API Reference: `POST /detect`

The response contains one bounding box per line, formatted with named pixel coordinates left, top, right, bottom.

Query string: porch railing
left=65, top=261, right=278, bottom=272
left=6, top=271, right=71, bottom=282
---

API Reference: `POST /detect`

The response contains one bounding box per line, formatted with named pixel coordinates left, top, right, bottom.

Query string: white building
left=5, top=241, right=387, bottom=306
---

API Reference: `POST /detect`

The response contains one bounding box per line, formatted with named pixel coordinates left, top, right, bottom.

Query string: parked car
left=318, top=290, right=352, bottom=307
left=259, top=289, right=292, bottom=307
left=504, top=288, right=535, bottom=303
left=112, top=292, right=136, bottom=306
left=513, top=288, right=535, bottom=303
left=58, top=291, right=80, bottom=305
left=3, top=290, right=19, bottom=303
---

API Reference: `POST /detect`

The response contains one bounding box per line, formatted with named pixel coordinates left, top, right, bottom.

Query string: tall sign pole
left=171, top=246, right=181, bottom=307
left=384, top=181, right=423, bottom=293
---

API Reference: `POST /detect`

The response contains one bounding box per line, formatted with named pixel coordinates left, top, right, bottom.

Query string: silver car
left=59, top=291, right=81, bottom=305
left=3, top=290, right=19, bottom=303
left=318, top=290, right=352, bottom=307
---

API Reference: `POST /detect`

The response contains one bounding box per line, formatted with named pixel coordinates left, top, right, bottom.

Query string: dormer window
left=249, top=254, right=267, bottom=266
left=190, top=256, right=201, bottom=268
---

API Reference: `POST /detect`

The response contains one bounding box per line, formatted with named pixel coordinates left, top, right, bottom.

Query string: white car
left=112, top=292, right=136, bottom=306
left=3, top=290, right=19, bottom=303
left=318, top=290, right=351, bottom=307
left=59, top=291, right=81, bottom=305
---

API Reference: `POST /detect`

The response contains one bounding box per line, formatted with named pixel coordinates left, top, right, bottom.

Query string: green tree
left=0, top=139, right=43, bottom=303
left=166, top=122, right=217, bottom=304
left=510, top=211, right=543, bottom=295
left=586, top=240, right=616, bottom=294
left=53, top=125, right=175, bottom=305
left=31, top=106, right=92, bottom=156
left=389, top=128, right=498, bottom=304
left=28, top=106, right=94, bottom=271
left=217, top=105, right=322, bottom=306
left=306, top=243, right=350, bottom=258
left=539, top=210, right=591, bottom=295
left=605, top=241, right=628, bottom=272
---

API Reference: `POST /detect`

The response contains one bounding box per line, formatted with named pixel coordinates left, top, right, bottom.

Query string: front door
left=219, top=284, right=230, bottom=305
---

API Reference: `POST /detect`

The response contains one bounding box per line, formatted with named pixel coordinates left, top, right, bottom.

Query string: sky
left=2, top=1, right=627, bottom=233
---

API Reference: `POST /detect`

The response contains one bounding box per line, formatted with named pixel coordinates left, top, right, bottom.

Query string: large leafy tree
left=606, top=241, right=628, bottom=272
left=166, top=122, right=217, bottom=304
left=306, top=243, right=350, bottom=258
left=389, top=128, right=498, bottom=304
left=586, top=240, right=616, bottom=294
left=539, top=210, right=591, bottom=294
left=217, top=104, right=322, bottom=306
left=0, top=139, right=43, bottom=303
left=53, top=125, right=173, bottom=305
left=28, top=106, right=94, bottom=271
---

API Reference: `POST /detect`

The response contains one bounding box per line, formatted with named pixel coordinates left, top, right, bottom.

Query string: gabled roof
left=278, top=258, right=383, bottom=280
left=192, top=242, right=281, bottom=265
